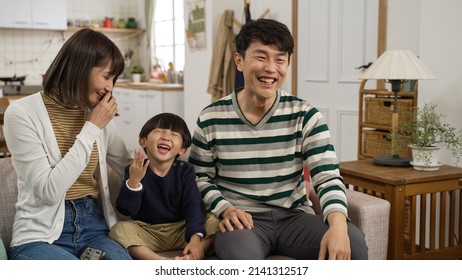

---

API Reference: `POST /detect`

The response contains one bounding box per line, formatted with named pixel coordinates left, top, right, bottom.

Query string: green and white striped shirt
left=189, top=89, right=348, bottom=221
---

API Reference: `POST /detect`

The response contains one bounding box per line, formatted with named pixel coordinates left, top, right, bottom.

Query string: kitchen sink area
left=1, top=84, right=43, bottom=97
left=0, top=75, right=42, bottom=98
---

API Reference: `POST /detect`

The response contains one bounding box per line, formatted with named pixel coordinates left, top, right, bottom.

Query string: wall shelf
left=66, top=27, right=144, bottom=36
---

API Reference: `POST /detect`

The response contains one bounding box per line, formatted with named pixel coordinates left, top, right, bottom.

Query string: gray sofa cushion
left=0, top=157, right=17, bottom=254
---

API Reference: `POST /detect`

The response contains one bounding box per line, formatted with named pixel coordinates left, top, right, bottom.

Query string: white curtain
left=145, top=0, right=155, bottom=73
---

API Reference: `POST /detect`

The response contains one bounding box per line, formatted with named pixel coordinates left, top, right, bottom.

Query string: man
left=189, top=19, right=367, bottom=260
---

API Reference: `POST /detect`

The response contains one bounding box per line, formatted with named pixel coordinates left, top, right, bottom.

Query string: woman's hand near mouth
left=88, top=91, right=118, bottom=129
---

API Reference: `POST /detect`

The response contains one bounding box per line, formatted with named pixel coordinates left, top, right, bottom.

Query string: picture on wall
left=186, top=0, right=206, bottom=50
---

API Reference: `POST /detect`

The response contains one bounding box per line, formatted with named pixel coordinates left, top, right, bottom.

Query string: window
left=151, top=0, right=185, bottom=74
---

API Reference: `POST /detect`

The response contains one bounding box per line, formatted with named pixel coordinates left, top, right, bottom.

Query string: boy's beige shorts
left=109, top=214, right=220, bottom=251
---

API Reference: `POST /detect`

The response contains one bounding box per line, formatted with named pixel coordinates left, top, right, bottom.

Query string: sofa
left=0, top=156, right=390, bottom=259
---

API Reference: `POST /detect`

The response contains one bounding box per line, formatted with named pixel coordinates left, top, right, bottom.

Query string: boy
left=110, top=113, right=217, bottom=260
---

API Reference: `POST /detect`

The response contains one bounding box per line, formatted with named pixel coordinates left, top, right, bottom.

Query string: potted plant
left=390, top=103, right=462, bottom=170
left=130, top=64, right=144, bottom=83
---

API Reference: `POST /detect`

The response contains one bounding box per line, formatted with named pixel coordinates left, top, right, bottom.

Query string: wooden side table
left=340, top=159, right=462, bottom=260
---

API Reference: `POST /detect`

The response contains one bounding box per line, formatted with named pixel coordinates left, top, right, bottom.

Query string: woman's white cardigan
left=4, top=93, right=131, bottom=247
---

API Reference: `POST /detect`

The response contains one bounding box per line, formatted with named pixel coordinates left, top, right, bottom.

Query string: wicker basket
left=365, top=97, right=414, bottom=126
left=363, top=130, right=411, bottom=158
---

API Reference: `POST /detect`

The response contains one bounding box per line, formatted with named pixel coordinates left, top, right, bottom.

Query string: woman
left=4, top=29, right=132, bottom=260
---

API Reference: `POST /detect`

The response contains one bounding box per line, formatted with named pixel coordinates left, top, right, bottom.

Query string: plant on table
left=389, top=102, right=462, bottom=167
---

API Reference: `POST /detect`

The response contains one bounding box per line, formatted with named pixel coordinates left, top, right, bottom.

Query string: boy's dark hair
left=235, top=18, right=294, bottom=58
left=42, top=28, right=125, bottom=110
left=139, top=113, right=192, bottom=149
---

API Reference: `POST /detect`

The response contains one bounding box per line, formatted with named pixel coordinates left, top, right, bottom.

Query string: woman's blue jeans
left=10, top=197, right=131, bottom=260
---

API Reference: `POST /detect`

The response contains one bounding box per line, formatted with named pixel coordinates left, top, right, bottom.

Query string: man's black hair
left=235, top=18, right=294, bottom=58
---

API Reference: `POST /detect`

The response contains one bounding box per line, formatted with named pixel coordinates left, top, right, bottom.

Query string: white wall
left=388, top=0, right=462, bottom=165
left=419, top=0, right=462, bottom=165
left=183, top=0, right=292, bottom=132
left=387, top=0, right=421, bottom=53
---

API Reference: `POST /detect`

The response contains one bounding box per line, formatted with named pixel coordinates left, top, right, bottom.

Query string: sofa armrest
left=345, top=188, right=390, bottom=260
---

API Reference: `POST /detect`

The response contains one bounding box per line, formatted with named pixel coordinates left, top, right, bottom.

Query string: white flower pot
left=409, top=144, right=442, bottom=171
left=131, top=73, right=142, bottom=83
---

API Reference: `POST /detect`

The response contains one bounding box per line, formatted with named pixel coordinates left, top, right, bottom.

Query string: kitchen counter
left=1, top=84, right=43, bottom=96
left=115, top=82, right=183, bottom=91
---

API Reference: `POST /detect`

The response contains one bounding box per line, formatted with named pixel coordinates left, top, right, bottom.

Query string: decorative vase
left=131, top=73, right=141, bottom=83
left=409, top=144, right=442, bottom=171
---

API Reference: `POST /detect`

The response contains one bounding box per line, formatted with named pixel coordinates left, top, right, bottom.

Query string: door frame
left=291, top=0, right=388, bottom=95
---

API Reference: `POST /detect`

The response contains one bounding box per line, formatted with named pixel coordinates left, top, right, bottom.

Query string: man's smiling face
left=234, top=40, right=290, bottom=99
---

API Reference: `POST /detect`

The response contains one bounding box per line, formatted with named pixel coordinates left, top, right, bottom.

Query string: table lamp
left=358, top=50, right=436, bottom=166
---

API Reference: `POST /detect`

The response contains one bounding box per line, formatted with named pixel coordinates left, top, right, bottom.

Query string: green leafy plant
left=389, top=103, right=462, bottom=165
left=130, top=64, right=144, bottom=74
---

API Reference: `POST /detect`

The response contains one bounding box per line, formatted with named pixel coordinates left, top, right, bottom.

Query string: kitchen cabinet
left=148, top=89, right=184, bottom=119
left=0, top=0, right=67, bottom=30
left=0, top=0, right=30, bottom=29
left=112, top=88, right=148, bottom=151
left=113, top=87, right=183, bottom=151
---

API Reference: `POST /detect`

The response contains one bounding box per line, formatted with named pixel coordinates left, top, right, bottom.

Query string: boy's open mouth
left=158, top=144, right=171, bottom=152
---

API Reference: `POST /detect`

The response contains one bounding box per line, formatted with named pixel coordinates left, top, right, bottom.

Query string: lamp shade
left=359, top=50, right=436, bottom=80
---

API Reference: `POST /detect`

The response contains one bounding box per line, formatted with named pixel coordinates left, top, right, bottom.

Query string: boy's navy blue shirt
left=115, top=159, right=205, bottom=242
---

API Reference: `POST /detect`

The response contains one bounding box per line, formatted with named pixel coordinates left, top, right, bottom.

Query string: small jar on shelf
left=125, top=18, right=137, bottom=29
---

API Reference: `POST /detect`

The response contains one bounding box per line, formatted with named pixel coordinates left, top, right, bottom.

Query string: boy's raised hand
left=127, top=150, right=149, bottom=189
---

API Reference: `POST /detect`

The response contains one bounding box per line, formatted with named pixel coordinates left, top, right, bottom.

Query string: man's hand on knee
left=219, top=206, right=254, bottom=232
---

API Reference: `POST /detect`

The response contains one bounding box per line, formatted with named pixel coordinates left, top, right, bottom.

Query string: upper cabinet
left=31, top=0, right=67, bottom=30
left=0, top=0, right=67, bottom=30
left=0, top=0, right=31, bottom=29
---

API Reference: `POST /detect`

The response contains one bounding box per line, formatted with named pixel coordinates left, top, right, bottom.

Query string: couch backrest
left=107, top=166, right=130, bottom=222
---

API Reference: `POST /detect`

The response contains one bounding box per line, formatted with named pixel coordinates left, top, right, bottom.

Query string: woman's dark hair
left=139, top=113, right=192, bottom=149
left=235, top=18, right=294, bottom=58
left=42, top=28, right=125, bottom=109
